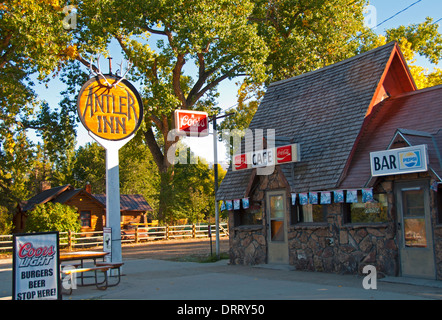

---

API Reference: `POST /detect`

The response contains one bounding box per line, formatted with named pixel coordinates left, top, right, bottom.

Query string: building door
left=395, top=180, right=436, bottom=279
left=266, top=190, right=289, bottom=264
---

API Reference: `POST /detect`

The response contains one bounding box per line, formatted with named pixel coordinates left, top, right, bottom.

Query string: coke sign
left=234, top=154, right=250, bottom=171
left=232, top=144, right=300, bottom=171
left=174, top=110, right=209, bottom=137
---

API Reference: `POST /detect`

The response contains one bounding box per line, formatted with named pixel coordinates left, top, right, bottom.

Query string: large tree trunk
left=143, top=116, right=178, bottom=223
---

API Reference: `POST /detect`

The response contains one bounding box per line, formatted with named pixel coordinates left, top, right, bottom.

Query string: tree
left=24, top=202, right=81, bottom=233
left=220, top=13, right=442, bottom=145
left=71, top=142, right=106, bottom=194
left=249, top=0, right=367, bottom=84
left=0, top=206, right=13, bottom=235
left=119, top=133, right=160, bottom=215
left=0, top=0, right=78, bottom=212
left=219, top=0, right=368, bottom=152
left=63, top=0, right=269, bottom=221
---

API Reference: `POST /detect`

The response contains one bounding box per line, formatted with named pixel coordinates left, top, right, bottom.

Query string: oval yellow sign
left=77, top=75, right=143, bottom=141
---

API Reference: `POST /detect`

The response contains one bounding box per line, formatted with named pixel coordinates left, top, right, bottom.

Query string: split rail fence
left=0, top=223, right=229, bottom=252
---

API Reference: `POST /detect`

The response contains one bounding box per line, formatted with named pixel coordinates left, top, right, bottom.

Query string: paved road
left=121, top=238, right=230, bottom=260
left=1, top=238, right=441, bottom=306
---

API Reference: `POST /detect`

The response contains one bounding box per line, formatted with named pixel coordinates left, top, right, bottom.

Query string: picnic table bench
left=61, top=265, right=110, bottom=294
left=59, top=251, right=124, bottom=295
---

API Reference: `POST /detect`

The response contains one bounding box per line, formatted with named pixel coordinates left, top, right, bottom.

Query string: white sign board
left=103, top=227, right=112, bottom=262
left=370, top=144, right=428, bottom=177
left=232, top=144, right=300, bottom=171
left=13, top=232, right=60, bottom=300
left=251, top=148, right=275, bottom=168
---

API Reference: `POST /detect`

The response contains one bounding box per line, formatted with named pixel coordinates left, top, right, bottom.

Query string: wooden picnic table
left=60, top=251, right=108, bottom=266
left=60, top=251, right=111, bottom=293
left=60, top=251, right=123, bottom=294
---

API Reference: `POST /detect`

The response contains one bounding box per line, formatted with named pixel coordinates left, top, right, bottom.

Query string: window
left=291, top=204, right=327, bottom=223
left=233, top=206, right=263, bottom=227
left=344, top=193, right=388, bottom=223
left=80, top=211, right=91, bottom=227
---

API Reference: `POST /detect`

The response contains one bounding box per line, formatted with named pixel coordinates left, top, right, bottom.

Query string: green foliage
left=71, top=142, right=106, bottom=194
left=251, top=0, right=368, bottom=83
left=2, top=0, right=442, bottom=228
left=0, top=206, right=13, bottom=235
left=25, top=202, right=81, bottom=233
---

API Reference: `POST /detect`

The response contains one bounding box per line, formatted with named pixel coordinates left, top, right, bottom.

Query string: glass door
left=395, top=181, right=436, bottom=279
left=266, top=190, right=288, bottom=264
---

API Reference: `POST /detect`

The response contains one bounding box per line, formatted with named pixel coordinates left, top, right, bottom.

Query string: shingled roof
left=93, top=194, right=153, bottom=212
left=21, top=184, right=152, bottom=213
left=217, top=42, right=416, bottom=200
left=340, top=84, right=442, bottom=188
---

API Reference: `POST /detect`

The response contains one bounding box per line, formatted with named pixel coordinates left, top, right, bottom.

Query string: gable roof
left=339, top=84, right=442, bottom=188
left=93, top=194, right=153, bottom=212
left=21, top=184, right=73, bottom=212
left=217, top=42, right=415, bottom=200
left=21, top=185, right=152, bottom=213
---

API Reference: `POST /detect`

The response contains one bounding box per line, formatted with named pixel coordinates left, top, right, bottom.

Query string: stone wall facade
left=228, top=168, right=442, bottom=280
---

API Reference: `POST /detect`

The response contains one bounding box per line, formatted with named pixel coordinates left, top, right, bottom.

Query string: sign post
left=77, top=74, right=143, bottom=265
left=12, top=232, right=60, bottom=300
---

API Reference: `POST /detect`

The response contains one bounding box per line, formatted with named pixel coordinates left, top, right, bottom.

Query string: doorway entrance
left=266, top=190, right=289, bottom=264
left=395, top=180, right=436, bottom=279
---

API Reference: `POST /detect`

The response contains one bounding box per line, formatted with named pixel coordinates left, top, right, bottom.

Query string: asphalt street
left=1, top=255, right=441, bottom=302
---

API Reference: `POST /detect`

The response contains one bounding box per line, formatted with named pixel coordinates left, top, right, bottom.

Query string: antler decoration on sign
left=88, top=55, right=133, bottom=88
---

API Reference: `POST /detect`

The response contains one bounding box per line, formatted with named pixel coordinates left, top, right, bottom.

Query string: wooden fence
left=0, top=223, right=229, bottom=252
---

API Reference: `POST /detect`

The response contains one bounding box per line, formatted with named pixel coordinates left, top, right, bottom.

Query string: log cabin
left=15, top=183, right=153, bottom=233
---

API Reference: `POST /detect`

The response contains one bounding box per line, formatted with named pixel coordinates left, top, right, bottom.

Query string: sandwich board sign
left=12, top=232, right=61, bottom=300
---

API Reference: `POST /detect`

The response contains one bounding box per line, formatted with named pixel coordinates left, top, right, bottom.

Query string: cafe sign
left=77, top=75, right=143, bottom=141
left=174, top=110, right=209, bottom=137
left=370, top=144, right=428, bottom=177
left=232, top=144, right=300, bottom=171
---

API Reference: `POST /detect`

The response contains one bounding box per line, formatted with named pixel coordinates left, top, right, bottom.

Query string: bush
left=0, top=206, right=13, bottom=235
left=25, top=202, right=81, bottom=233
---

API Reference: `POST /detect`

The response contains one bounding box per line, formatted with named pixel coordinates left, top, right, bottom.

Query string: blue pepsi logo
left=400, top=151, right=420, bottom=168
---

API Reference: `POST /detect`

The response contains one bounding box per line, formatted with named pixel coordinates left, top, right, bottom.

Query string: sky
left=33, top=0, right=442, bottom=165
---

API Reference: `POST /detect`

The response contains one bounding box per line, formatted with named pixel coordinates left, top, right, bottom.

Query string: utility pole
left=210, top=113, right=233, bottom=258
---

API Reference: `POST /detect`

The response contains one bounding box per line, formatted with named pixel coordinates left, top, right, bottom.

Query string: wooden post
left=135, top=225, right=139, bottom=243
left=166, top=225, right=169, bottom=240
left=192, top=224, right=196, bottom=238
left=68, top=230, right=73, bottom=251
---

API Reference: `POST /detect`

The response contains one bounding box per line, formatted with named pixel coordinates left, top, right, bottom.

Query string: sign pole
left=212, top=116, right=220, bottom=259
left=210, top=112, right=233, bottom=259
left=90, top=132, right=135, bottom=264
left=77, top=66, right=144, bottom=268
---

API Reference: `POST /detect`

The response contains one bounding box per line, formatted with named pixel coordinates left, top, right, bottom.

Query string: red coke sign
left=232, top=144, right=300, bottom=171
left=276, top=145, right=293, bottom=164
left=234, top=154, right=249, bottom=171
left=174, top=110, right=209, bottom=137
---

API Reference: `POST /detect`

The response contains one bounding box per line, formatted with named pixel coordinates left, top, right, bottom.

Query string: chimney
left=40, top=181, right=51, bottom=192
left=85, top=182, right=92, bottom=194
